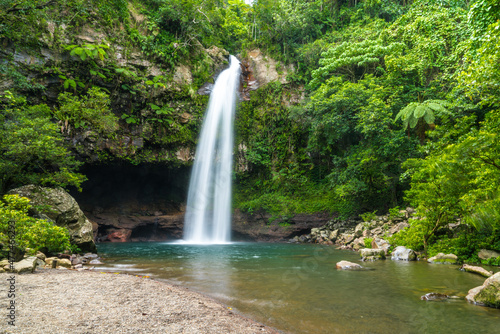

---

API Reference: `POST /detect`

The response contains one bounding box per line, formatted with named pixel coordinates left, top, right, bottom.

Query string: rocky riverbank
left=0, top=269, right=278, bottom=333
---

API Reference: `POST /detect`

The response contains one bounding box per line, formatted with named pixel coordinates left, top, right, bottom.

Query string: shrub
left=0, top=194, right=73, bottom=258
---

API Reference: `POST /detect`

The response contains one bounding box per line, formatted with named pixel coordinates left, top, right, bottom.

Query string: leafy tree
left=0, top=92, right=86, bottom=194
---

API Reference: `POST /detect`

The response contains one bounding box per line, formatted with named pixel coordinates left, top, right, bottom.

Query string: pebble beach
left=0, top=269, right=279, bottom=334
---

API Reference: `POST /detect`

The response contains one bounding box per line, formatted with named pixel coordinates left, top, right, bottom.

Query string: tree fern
left=395, top=100, right=451, bottom=130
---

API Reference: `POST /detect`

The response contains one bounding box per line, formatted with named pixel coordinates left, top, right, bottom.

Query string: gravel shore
left=0, top=269, right=279, bottom=334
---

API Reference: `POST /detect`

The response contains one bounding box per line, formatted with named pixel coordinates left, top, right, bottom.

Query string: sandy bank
left=0, top=269, right=279, bottom=333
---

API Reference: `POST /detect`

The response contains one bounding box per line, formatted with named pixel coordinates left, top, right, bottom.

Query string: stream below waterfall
left=96, top=242, right=500, bottom=333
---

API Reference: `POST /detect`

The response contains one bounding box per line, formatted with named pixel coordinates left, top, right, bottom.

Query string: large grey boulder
left=466, top=272, right=500, bottom=308
left=391, top=246, right=417, bottom=261
left=478, top=249, right=500, bottom=260
left=9, top=256, right=38, bottom=273
left=8, top=185, right=96, bottom=253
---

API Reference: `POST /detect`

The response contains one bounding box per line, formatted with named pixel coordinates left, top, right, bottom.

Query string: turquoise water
left=96, top=242, right=500, bottom=333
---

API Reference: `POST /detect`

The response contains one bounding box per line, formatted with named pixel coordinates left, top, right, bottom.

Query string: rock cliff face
left=8, top=185, right=97, bottom=252
left=1, top=5, right=305, bottom=241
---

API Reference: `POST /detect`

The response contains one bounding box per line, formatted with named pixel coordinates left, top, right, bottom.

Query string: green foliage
left=0, top=91, right=86, bottom=194
left=364, top=237, right=374, bottom=249
left=468, top=0, right=500, bottom=38
left=65, top=44, right=109, bottom=62
left=311, top=38, right=403, bottom=86
left=395, top=100, right=451, bottom=130
left=54, top=87, right=119, bottom=135
left=0, top=194, right=73, bottom=256
left=389, top=218, right=428, bottom=252
left=388, top=206, right=404, bottom=220
left=360, top=211, right=377, bottom=222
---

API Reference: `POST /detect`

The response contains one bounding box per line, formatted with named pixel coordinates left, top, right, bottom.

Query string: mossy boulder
left=427, top=253, right=458, bottom=264
left=8, top=185, right=96, bottom=253
left=466, top=272, right=500, bottom=308
left=360, top=248, right=386, bottom=261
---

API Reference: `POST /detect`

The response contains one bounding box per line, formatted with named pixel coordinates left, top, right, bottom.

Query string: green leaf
left=427, top=102, right=445, bottom=113
left=63, top=80, right=69, bottom=89
left=414, top=105, right=428, bottom=118
left=90, top=70, right=97, bottom=76
left=409, top=114, right=419, bottom=128
left=150, top=104, right=160, bottom=110
left=97, top=72, right=106, bottom=79
left=424, top=111, right=435, bottom=124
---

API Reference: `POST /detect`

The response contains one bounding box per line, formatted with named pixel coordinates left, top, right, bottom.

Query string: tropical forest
left=0, top=0, right=499, bottom=333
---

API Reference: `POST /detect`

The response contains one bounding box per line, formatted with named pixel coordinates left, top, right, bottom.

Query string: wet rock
left=391, top=246, right=417, bottom=261
left=478, top=249, right=500, bottom=260
left=427, top=253, right=458, bottom=264
left=466, top=272, right=500, bottom=308
left=336, top=260, right=363, bottom=270
left=460, top=264, right=493, bottom=278
left=8, top=185, right=96, bottom=252
left=421, top=293, right=449, bottom=301
left=89, top=259, right=103, bottom=265
left=360, top=248, right=386, bottom=261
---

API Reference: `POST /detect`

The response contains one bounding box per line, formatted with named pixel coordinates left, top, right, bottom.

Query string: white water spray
left=183, top=55, right=241, bottom=244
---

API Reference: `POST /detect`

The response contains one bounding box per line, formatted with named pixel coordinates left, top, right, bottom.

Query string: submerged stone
left=421, top=292, right=449, bottom=301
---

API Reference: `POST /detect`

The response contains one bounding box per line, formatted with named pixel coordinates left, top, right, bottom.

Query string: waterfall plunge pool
left=96, top=242, right=500, bottom=333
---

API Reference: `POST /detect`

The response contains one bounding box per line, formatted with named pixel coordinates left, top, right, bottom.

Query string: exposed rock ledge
left=88, top=210, right=331, bottom=243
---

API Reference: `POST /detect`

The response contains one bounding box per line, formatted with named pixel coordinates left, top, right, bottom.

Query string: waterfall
left=183, top=55, right=241, bottom=244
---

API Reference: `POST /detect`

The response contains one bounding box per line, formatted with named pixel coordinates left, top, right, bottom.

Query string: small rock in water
left=336, top=260, right=363, bottom=270
left=460, top=264, right=493, bottom=278
left=391, top=246, right=417, bottom=261
left=89, top=259, right=103, bottom=265
left=421, top=293, right=449, bottom=301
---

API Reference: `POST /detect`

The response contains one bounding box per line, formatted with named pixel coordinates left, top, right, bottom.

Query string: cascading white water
left=183, top=55, right=241, bottom=244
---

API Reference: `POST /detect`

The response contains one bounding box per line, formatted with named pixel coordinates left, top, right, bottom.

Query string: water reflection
left=97, top=242, right=500, bottom=334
